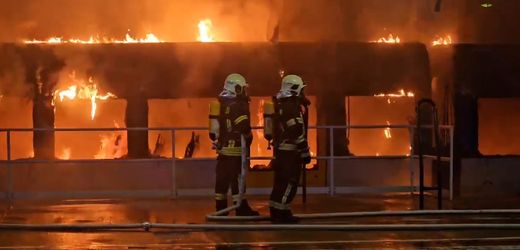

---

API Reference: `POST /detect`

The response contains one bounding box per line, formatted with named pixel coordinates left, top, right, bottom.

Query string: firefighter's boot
left=235, top=199, right=260, bottom=216
left=270, top=207, right=299, bottom=224
left=215, top=199, right=229, bottom=216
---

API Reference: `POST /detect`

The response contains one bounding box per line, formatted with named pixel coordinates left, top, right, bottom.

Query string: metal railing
left=0, top=124, right=454, bottom=202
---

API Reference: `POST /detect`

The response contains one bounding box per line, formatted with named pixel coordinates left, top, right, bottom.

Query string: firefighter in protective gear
left=209, top=73, right=259, bottom=216
left=265, top=74, right=311, bottom=223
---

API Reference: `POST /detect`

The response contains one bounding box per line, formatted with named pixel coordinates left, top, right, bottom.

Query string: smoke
left=0, top=46, right=30, bottom=97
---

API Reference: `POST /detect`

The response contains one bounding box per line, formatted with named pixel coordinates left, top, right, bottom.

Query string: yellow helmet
left=223, top=73, right=248, bottom=96
left=281, top=74, right=305, bottom=96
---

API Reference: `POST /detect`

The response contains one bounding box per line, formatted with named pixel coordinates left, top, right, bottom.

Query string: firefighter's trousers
left=215, top=155, right=242, bottom=201
left=269, top=149, right=301, bottom=210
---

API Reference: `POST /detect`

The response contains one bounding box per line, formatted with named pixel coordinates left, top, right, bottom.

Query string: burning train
left=0, top=0, right=519, bottom=199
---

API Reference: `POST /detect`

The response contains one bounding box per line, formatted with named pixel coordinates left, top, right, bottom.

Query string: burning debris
left=432, top=35, right=453, bottom=46
left=53, top=72, right=116, bottom=120
left=24, top=32, right=163, bottom=44
left=94, top=122, right=127, bottom=159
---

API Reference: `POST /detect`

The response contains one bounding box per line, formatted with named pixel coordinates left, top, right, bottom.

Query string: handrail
left=0, top=124, right=453, bottom=132
left=416, top=98, right=443, bottom=210
left=1, top=124, right=454, bottom=203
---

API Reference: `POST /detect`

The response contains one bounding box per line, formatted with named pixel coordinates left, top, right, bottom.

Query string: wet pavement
left=1, top=194, right=520, bottom=249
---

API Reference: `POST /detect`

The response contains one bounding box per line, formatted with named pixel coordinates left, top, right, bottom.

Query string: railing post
left=328, top=127, right=335, bottom=196
left=170, top=129, right=177, bottom=199
left=6, top=130, right=12, bottom=201
left=449, top=127, right=454, bottom=201
left=409, top=127, right=415, bottom=195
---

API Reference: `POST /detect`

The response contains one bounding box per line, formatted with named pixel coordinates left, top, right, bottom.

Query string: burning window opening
left=346, top=96, right=414, bottom=156
left=53, top=72, right=117, bottom=120
left=478, top=98, right=520, bottom=156
left=372, top=34, right=401, bottom=44
left=197, top=19, right=214, bottom=42
left=24, top=32, right=163, bottom=44
left=0, top=97, right=34, bottom=160
left=432, top=35, right=453, bottom=46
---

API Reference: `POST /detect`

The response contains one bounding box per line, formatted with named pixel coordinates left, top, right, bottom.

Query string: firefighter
left=264, top=74, right=311, bottom=223
left=208, top=73, right=259, bottom=216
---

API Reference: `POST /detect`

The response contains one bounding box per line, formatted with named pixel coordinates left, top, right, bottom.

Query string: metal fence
left=0, top=124, right=454, bottom=201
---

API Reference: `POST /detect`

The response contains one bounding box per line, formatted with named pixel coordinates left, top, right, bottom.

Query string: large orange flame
left=197, top=19, right=214, bottom=42
left=53, top=72, right=116, bottom=120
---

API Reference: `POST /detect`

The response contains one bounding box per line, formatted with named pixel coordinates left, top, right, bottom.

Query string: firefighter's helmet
left=281, top=74, right=306, bottom=96
left=223, top=73, right=248, bottom=96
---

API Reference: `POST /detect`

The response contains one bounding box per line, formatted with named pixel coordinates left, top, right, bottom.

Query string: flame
left=374, top=89, right=414, bottom=98
left=373, top=34, right=401, bottom=44
left=57, top=147, right=71, bottom=160
left=24, top=32, right=163, bottom=44
left=53, top=72, right=116, bottom=120
left=197, top=19, right=214, bottom=42
left=384, top=121, right=392, bottom=139
left=432, top=35, right=453, bottom=46
left=95, top=121, right=127, bottom=159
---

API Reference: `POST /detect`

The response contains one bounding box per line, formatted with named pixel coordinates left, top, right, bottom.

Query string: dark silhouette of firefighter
left=208, top=73, right=259, bottom=216
left=263, top=74, right=311, bottom=223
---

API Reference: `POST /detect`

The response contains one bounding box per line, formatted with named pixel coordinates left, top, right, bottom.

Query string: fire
left=197, top=19, right=214, bottom=42
left=53, top=72, right=116, bottom=120
left=95, top=122, right=127, bottom=159
left=24, top=32, right=164, bottom=44
left=374, top=89, right=414, bottom=98
left=57, top=147, right=71, bottom=160
left=384, top=121, right=392, bottom=139
left=432, top=35, right=453, bottom=46
left=373, top=34, right=401, bottom=44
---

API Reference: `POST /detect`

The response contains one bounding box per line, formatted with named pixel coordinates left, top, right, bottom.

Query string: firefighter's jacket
left=216, top=96, right=252, bottom=156
left=272, top=96, right=308, bottom=152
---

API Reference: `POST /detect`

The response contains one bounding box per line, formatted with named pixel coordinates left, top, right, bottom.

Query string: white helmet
left=223, top=73, right=248, bottom=96
left=281, top=74, right=305, bottom=96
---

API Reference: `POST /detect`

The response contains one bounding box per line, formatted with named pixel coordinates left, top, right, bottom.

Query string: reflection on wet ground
left=0, top=194, right=519, bottom=249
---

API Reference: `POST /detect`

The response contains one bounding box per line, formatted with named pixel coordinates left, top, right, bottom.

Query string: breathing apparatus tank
left=209, top=100, right=220, bottom=142
left=263, top=100, right=275, bottom=149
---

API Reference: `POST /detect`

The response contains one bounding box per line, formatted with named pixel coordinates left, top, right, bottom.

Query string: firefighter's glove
left=300, top=148, right=311, bottom=164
